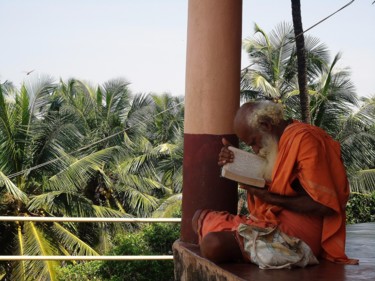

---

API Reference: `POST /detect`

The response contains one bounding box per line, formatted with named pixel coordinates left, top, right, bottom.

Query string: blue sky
left=1, top=0, right=374, bottom=97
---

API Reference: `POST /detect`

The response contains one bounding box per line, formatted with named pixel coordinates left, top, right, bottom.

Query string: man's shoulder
left=284, top=121, right=340, bottom=153
left=287, top=120, right=330, bottom=138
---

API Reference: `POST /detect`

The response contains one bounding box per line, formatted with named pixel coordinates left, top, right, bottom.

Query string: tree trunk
left=291, top=0, right=310, bottom=123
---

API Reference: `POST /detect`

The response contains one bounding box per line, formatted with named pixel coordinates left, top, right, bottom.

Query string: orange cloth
left=197, top=209, right=323, bottom=259
left=248, top=121, right=358, bottom=264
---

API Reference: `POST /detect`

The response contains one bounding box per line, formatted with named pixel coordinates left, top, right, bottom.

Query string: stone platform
left=173, top=222, right=375, bottom=281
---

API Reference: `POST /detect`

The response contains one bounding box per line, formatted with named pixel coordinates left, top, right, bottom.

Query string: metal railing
left=0, top=216, right=181, bottom=261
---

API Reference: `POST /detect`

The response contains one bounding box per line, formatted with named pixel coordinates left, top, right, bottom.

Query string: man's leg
left=192, top=209, right=245, bottom=263
left=200, top=231, right=243, bottom=263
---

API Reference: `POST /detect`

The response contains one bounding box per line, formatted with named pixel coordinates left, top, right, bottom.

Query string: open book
left=221, top=146, right=266, bottom=188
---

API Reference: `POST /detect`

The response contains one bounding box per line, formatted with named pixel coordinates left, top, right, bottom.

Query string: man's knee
left=200, top=231, right=242, bottom=263
left=200, top=232, right=223, bottom=261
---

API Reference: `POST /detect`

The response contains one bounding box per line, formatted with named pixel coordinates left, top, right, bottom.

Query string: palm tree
left=241, top=23, right=374, bottom=193
left=241, top=22, right=329, bottom=115
left=51, top=81, right=185, bottom=218
left=0, top=78, right=137, bottom=280
left=146, top=93, right=184, bottom=145
left=291, top=0, right=310, bottom=123
left=337, top=95, right=375, bottom=192
left=0, top=78, right=100, bottom=280
left=308, top=52, right=358, bottom=135
left=147, top=93, right=184, bottom=192
left=112, top=93, right=185, bottom=217
left=0, top=75, right=186, bottom=279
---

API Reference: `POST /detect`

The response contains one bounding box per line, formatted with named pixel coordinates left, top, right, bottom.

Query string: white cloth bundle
left=238, top=223, right=319, bottom=269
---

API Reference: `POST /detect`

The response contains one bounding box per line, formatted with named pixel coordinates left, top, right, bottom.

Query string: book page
left=221, top=146, right=266, bottom=187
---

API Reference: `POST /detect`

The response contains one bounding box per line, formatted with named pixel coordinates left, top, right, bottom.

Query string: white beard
left=258, top=133, right=279, bottom=182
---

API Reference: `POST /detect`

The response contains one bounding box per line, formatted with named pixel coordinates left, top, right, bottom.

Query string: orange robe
left=248, top=121, right=357, bottom=264
left=197, top=121, right=358, bottom=264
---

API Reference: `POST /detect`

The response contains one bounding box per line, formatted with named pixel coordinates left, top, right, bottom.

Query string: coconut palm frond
left=124, top=187, right=159, bottom=216
left=119, top=137, right=160, bottom=175
left=304, top=35, right=330, bottom=77
left=0, top=85, right=22, bottom=172
left=115, top=171, right=162, bottom=216
left=56, top=79, right=98, bottom=134
left=152, top=193, right=182, bottom=218
left=52, top=222, right=99, bottom=256
left=270, top=22, right=295, bottom=65
left=31, top=113, right=85, bottom=173
left=95, top=206, right=137, bottom=235
left=309, top=53, right=359, bottom=135
left=119, top=152, right=152, bottom=175
left=341, top=137, right=375, bottom=173
left=252, top=72, right=280, bottom=98
left=349, top=169, right=375, bottom=193
left=117, top=174, right=165, bottom=194
left=151, top=143, right=179, bottom=157
left=47, top=146, right=120, bottom=191
left=93, top=205, right=134, bottom=234
left=101, top=78, right=131, bottom=120
left=60, top=79, right=98, bottom=119
left=0, top=171, right=28, bottom=203
left=241, top=22, right=331, bottom=105
left=96, top=228, right=114, bottom=254
left=253, top=23, right=270, bottom=45
left=356, top=95, right=375, bottom=127
left=13, top=224, right=26, bottom=281
left=146, top=93, right=184, bottom=144
left=92, top=205, right=132, bottom=218
left=157, top=141, right=183, bottom=193
left=123, top=93, right=154, bottom=138
left=25, top=75, right=57, bottom=120
left=335, top=96, right=375, bottom=180
left=14, top=221, right=59, bottom=281
left=27, top=191, right=96, bottom=217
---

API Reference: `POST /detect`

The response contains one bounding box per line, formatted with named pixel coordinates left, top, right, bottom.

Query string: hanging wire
left=241, top=0, right=356, bottom=72
left=6, top=100, right=184, bottom=179
left=295, top=0, right=355, bottom=40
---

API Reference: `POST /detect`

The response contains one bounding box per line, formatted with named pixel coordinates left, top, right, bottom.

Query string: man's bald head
left=234, top=101, right=284, bottom=130
left=233, top=101, right=285, bottom=181
left=234, top=101, right=285, bottom=133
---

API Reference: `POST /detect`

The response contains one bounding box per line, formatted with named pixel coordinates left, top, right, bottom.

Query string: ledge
left=173, top=222, right=375, bottom=281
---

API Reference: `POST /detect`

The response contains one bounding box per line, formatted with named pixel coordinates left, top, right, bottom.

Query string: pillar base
left=173, top=240, right=245, bottom=281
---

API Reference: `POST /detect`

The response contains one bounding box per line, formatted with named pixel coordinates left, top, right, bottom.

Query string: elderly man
left=192, top=101, right=358, bottom=267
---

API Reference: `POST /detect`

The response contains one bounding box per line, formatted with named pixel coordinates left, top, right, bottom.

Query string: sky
left=1, top=0, right=374, bottom=98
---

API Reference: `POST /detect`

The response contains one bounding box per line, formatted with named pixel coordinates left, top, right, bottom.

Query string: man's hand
left=241, top=184, right=334, bottom=216
left=218, top=138, right=234, bottom=166
left=239, top=184, right=269, bottom=204
left=240, top=184, right=268, bottom=198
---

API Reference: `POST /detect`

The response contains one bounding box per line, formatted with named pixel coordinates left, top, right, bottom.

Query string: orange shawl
left=248, top=121, right=358, bottom=264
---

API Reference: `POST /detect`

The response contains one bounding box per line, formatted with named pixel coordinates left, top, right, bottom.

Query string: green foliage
left=346, top=192, right=375, bottom=224
left=56, top=220, right=181, bottom=281
left=100, top=233, right=172, bottom=281
left=56, top=261, right=103, bottom=281
left=99, top=221, right=180, bottom=281
left=0, top=79, right=184, bottom=280
left=143, top=223, right=180, bottom=254
left=98, top=208, right=181, bottom=280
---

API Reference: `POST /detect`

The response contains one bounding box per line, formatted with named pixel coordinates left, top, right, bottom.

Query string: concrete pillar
left=181, top=0, right=243, bottom=243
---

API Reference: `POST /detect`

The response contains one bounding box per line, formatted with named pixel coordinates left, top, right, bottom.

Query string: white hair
left=243, top=101, right=285, bottom=130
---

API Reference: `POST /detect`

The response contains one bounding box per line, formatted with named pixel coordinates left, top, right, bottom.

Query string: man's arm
left=241, top=185, right=335, bottom=216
